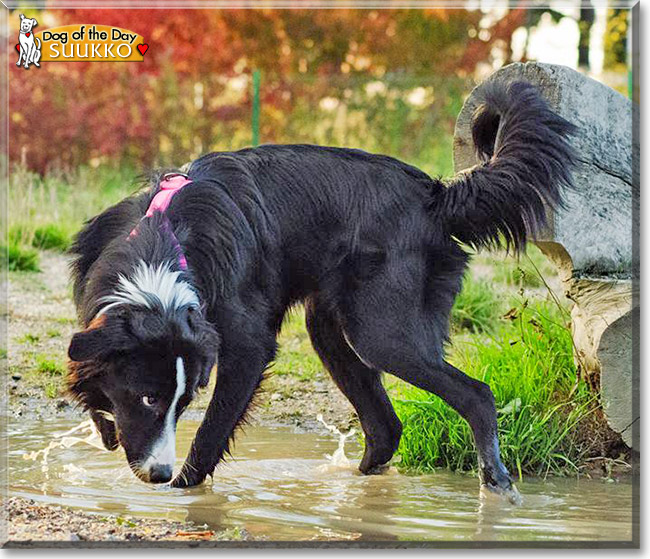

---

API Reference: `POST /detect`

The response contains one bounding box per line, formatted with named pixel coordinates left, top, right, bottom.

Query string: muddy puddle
left=9, top=417, right=634, bottom=543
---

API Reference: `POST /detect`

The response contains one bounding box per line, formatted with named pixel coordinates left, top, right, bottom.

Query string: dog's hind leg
left=354, top=338, right=515, bottom=497
left=396, top=359, right=514, bottom=496
left=337, top=276, right=519, bottom=501
left=305, top=296, right=402, bottom=474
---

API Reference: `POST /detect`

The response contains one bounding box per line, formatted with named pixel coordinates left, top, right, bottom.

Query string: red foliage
left=9, top=8, right=516, bottom=173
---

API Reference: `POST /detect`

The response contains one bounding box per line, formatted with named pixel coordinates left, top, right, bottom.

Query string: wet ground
left=9, top=417, right=635, bottom=545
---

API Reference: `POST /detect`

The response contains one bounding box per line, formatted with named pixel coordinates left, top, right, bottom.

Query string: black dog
left=66, top=81, right=575, bottom=495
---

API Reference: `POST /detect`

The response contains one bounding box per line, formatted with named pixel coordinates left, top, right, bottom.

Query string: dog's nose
left=147, top=463, right=173, bottom=484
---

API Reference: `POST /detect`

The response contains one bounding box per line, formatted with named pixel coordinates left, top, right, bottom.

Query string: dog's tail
left=440, top=80, right=577, bottom=252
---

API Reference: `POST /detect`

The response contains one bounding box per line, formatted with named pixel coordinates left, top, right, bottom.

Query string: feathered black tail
left=442, top=80, right=577, bottom=252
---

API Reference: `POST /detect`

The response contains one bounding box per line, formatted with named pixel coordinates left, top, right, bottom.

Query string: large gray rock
left=453, top=63, right=639, bottom=448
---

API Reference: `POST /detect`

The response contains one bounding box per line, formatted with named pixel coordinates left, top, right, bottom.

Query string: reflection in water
left=9, top=417, right=634, bottom=543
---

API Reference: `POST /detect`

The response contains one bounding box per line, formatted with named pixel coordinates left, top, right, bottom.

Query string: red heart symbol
left=26, top=32, right=30, bottom=37
left=15, top=44, right=20, bottom=52
left=137, top=43, right=149, bottom=56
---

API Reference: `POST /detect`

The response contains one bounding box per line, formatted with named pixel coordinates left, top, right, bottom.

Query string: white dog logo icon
left=17, top=14, right=41, bottom=69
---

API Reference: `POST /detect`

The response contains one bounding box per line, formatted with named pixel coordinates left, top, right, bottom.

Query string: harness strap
left=128, top=172, right=191, bottom=270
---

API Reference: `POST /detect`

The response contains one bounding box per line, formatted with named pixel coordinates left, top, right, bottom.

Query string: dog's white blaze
left=142, top=357, right=186, bottom=473
left=97, top=260, right=198, bottom=316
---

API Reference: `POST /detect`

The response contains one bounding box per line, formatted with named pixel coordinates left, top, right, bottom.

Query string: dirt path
left=7, top=251, right=356, bottom=544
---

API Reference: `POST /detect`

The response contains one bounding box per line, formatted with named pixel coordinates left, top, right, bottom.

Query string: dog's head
left=67, top=302, right=218, bottom=484
left=19, top=14, right=38, bottom=34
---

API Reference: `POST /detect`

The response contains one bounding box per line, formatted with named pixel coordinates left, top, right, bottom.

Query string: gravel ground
left=6, top=497, right=255, bottom=546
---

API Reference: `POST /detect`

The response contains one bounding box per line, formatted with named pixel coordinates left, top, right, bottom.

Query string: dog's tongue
left=26, top=32, right=30, bottom=37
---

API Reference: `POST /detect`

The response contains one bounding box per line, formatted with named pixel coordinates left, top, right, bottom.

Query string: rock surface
left=453, top=63, right=638, bottom=448
left=454, top=62, right=638, bottom=277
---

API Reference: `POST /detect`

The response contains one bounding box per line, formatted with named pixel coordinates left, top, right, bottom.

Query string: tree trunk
left=578, top=3, right=595, bottom=70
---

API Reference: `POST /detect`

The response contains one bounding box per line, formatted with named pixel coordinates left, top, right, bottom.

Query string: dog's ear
left=90, top=409, right=119, bottom=451
left=68, top=313, right=132, bottom=362
left=19, top=13, right=25, bottom=20
left=30, top=19, right=38, bottom=28
left=66, top=359, right=106, bottom=409
left=66, top=361, right=119, bottom=451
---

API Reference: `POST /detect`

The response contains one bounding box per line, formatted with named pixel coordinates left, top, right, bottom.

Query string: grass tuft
left=450, top=275, right=502, bottom=333
left=10, top=223, right=71, bottom=252
left=35, top=355, right=66, bottom=376
left=272, top=309, right=323, bottom=381
left=19, top=333, right=40, bottom=344
left=6, top=242, right=40, bottom=272
left=32, top=224, right=71, bottom=251
left=43, top=382, right=60, bottom=399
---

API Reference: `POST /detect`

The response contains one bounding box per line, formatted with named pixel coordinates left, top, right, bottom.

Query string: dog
left=66, top=82, right=576, bottom=496
left=17, top=14, right=41, bottom=69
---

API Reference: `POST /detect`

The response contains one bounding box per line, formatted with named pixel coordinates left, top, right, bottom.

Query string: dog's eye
left=142, top=396, right=157, bottom=407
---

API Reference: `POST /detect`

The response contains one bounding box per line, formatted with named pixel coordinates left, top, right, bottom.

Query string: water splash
left=316, top=414, right=357, bottom=471
left=23, top=419, right=106, bottom=466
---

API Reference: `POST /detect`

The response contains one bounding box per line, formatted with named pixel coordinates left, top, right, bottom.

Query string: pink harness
left=129, top=173, right=191, bottom=270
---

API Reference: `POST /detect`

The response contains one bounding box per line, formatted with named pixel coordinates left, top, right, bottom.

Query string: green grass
left=9, top=223, right=71, bottom=252
left=43, top=382, right=61, bottom=399
left=476, top=244, right=557, bottom=290
left=35, top=355, right=66, bottom=376
left=450, top=275, right=502, bottom=333
left=8, top=164, right=140, bottom=265
left=7, top=164, right=140, bottom=275
left=18, top=333, right=40, bottom=344
left=32, top=224, right=71, bottom=251
left=7, top=242, right=40, bottom=272
left=272, top=309, right=323, bottom=381
left=392, top=298, right=595, bottom=478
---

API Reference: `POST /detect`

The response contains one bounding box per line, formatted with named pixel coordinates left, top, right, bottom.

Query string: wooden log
left=453, top=62, right=639, bottom=448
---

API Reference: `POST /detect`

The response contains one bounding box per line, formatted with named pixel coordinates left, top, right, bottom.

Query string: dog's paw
left=480, top=480, right=523, bottom=506
left=363, top=462, right=391, bottom=475
left=479, top=463, right=522, bottom=505
left=170, top=467, right=208, bottom=488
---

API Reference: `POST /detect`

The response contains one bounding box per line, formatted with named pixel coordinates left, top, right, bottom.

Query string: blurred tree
left=9, top=8, right=526, bottom=173
left=603, top=7, right=628, bottom=71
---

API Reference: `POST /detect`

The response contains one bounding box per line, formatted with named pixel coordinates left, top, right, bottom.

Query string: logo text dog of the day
left=33, top=24, right=148, bottom=62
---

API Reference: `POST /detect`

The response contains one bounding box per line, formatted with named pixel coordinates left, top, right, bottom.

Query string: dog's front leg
left=171, top=324, right=275, bottom=488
